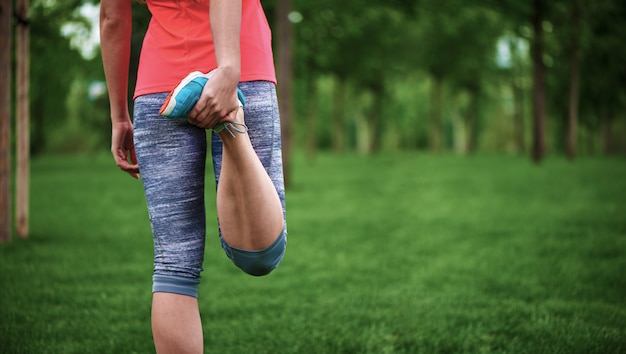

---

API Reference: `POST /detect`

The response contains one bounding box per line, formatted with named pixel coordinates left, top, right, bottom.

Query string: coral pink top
left=134, top=0, right=276, bottom=99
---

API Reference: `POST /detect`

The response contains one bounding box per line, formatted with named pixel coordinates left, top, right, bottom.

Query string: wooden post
left=16, top=0, right=29, bottom=238
left=0, top=0, right=13, bottom=242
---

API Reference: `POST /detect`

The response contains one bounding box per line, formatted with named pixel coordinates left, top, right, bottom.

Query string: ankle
left=215, top=106, right=247, bottom=139
left=215, top=121, right=248, bottom=138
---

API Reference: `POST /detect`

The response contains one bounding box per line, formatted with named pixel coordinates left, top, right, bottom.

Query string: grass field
left=1, top=152, right=625, bottom=353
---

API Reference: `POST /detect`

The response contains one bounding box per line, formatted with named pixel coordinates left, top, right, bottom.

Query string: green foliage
left=1, top=154, right=626, bottom=353
left=23, top=0, right=626, bottom=156
left=578, top=1, right=626, bottom=132
left=46, top=78, right=109, bottom=153
left=26, top=0, right=149, bottom=155
left=29, top=1, right=87, bottom=154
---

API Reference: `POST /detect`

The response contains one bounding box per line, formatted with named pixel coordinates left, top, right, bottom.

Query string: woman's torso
left=134, top=0, right=276, bottom=99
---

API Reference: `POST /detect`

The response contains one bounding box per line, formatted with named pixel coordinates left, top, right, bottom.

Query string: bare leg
left=216, top=108, right=284, bottom=250
left=152, top=293, right=203, bottom=354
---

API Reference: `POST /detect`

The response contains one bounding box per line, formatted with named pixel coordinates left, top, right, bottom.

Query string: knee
left=222, top=229, right=287, bottom=276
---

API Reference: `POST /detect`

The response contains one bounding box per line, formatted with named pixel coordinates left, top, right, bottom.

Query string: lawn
left=1, top=152, right=625, bottom=353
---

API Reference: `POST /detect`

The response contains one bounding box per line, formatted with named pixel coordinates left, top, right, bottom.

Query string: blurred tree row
left=276, top=0, right=626, bottom=160
left=21, top=0, right=626, bottom=160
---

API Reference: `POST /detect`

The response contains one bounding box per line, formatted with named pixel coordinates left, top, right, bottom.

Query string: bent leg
left=212, top=82, right=287, bottom=275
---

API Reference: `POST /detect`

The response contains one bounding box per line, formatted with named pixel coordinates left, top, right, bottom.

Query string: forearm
left=210, top=0, right=242, bottom=81
left=99, top=0, right=132, bottom=123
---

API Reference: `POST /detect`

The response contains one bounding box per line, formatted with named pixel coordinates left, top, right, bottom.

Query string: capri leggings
left=133, top=81, right=287, bottom=298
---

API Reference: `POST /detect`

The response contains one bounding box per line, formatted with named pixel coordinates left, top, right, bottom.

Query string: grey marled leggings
left=133, top=81, right=287, bottom=297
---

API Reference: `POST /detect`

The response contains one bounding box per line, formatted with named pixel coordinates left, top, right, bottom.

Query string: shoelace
left=213, top=121, right=248, bottom=138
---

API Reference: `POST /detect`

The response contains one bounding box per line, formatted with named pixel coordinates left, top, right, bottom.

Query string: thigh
left=134, top=93, right=208, bottom=278
left=211, top=81, right=287, bottom=216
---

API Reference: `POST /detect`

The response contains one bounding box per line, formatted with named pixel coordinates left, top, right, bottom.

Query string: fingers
left=113, top=149, right=140, bottom=179
left=187, top=115, right=218, bottom=129
left=188, top=69, right=240, bottom=127
left=189, top=96, right=238, bottom=123
left=222, top=108, right=239, bottom=124
left=110, top=121, right=139, bottom=179
left=187, top=107, right=238, bottom=129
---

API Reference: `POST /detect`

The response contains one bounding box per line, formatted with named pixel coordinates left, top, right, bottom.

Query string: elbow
left=99, top=3, right=132, bottom=36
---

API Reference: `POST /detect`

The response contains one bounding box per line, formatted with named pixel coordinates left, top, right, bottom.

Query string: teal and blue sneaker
left=159, top=71, right=247, bottom=137
left=159, top=71, right=209, bottom=118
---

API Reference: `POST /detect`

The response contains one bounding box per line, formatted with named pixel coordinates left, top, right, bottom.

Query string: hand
left=111, top=120, right=139, bottom=179
left=187, top=66, right=241, bottom=129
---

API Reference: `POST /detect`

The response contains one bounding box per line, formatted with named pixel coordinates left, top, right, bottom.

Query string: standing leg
left=134, top=93, right=207, bottom=353
left=151, top=293, right=203, bottom=354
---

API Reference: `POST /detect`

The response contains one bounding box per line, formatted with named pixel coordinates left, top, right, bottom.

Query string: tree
left=16, top=0, right=30, bottom=237
left=414, top=0, right=457, bottom=152
left=292, top=0, right=412, bottom=153
left=0, top=0, right=12, bottom=242
left=579, top=0, right=626, bottom=155
left=565, top=0, right=582, bottom=160
left=503, top=33, right=531, bottom=154
left=415, top=0, right=503, bottom=153
left=545, top=0, right=586, bottom=159
left=29, top=0, right=96, bottom=154
left=482, top=0, right=556, bottom=161
left=445, top=6, right=502, bottom=153
left=276, top=0, right=294, bottom=187
left=531, top=0, right=547, bottom=163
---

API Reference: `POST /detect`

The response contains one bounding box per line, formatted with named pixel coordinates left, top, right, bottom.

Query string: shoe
left=159, top=70, right=247, bottom=122
left=159, top=71, right=209, bottom=118
left=159, top=71, right=248, bottom=137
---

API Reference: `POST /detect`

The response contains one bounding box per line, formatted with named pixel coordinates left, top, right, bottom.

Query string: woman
left=100, top=1, right=287, bottom=352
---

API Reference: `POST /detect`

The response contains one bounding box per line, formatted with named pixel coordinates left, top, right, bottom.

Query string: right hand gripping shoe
left=159, top=71, right=247, bottom=136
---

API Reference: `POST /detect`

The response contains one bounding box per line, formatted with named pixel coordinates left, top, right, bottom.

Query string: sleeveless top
left=134, top=0, right=276, bottom=99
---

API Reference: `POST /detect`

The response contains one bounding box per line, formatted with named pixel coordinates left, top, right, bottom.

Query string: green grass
left=1, top=152, right=625, bottom=353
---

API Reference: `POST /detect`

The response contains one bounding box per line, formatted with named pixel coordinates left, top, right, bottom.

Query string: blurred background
left=16, top=0, right=626, bottom=161
left=1, top=1, right=625, bottom=352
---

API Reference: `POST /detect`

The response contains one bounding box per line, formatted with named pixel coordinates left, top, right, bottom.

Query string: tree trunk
left=16, top=0, right=29, bottom=238
left=602, top=111, right=613, bottom=155
left=584, top=124, right=596, bottom=155
left=0, top=0, right=12, bottom=242
left=368, top=85, right=384, bottom=154
left=429, top=75, right=443, bottom=153
left=332, top=77, right=346, bottom=153
left=305, top=78, right=317, bottom=162
left=566, top=0, right=581, bottom=160
left=465, top=87, right=479, bottom=154
left=531, top=0, right=547, bottom=163
left=510, top=38, right=526, bottom=154
left=276, top=0, right=293, bottom=188
left=512, top=81, right=525, bottom=154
